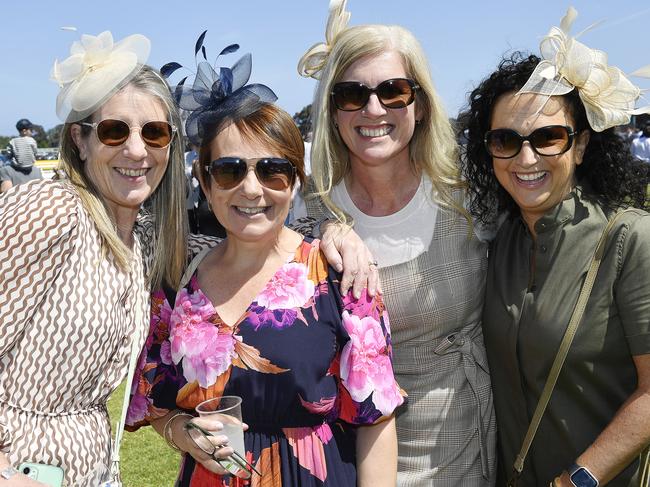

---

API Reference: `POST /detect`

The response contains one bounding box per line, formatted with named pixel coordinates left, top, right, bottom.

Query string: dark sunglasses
left=484, top=125, right=576, bottom=159
left=80, top=119, right=176, bottom=149
left=331, top=78, right=420, bottom=111
left=206, top=157, right=296, bottom=190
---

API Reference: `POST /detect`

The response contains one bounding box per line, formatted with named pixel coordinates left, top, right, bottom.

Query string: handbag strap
left=512, top=208, right=633, bottom=479
left=109, top=295, right=144, bottom=476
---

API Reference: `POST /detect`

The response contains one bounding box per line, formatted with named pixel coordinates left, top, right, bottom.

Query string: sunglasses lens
left=141, top=121, right=173, bottom=148
left=332, top=83, right=368, bottom=111
left=186, top=425, right=216, bottom=455
left=529, top=126, right=571, bottom=155
left=256, top=158, right=295, bottom=190
left=376, top=79, right=416, bottom=108
left=485, top=129, right=521, bottom=158
left=96, top=119, right=130, bottom=146
left=209, top=158, right=248, bottom=189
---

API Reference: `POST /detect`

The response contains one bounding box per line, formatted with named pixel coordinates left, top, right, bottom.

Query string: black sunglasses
left=484, top=125, right=576, bottom=159
left=206, top=157, right=296, bottom=190
left=80, top=119, right=176, bottom=149
left=331, top=78, right=420, bottom=111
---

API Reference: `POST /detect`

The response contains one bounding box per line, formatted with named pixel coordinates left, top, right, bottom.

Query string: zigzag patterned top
left=0, top=179, right=150, bottom=486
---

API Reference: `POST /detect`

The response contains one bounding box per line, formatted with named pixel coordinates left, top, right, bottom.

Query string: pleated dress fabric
left=0, top=179, right=150, bottom=486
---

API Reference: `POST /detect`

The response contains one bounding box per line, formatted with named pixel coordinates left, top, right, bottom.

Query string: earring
left=207, top=199, right=212, bottom=212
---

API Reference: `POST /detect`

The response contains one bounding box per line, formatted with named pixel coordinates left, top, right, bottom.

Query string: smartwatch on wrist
left=569, top=463, right=599, bottom=487
left=0, top=465, right=18, bottom=479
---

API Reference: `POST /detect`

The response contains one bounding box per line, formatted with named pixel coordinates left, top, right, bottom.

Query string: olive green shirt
left=483, top=187, right=650, bottom=486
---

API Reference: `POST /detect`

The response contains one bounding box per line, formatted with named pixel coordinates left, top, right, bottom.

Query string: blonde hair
left=58, top=65, right=187, bottom=289
left=306, top=24, right=468, bottom=223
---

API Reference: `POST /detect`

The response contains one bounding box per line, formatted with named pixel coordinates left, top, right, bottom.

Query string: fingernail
left=335, top=264, right=343, bottom=272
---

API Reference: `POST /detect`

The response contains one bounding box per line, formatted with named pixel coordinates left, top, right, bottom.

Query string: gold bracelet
left=163, top=412, right=193, bottom=452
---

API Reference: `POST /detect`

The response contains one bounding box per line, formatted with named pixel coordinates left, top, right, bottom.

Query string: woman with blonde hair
left=0, top=31, right=187, bottom=485
left=295, top=1, right=496, bottom=485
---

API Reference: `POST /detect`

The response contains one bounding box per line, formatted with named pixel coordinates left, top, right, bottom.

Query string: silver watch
left=0, top=465, right=18, bottom=479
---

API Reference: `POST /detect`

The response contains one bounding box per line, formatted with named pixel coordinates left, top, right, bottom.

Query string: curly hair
left=459, top=52, right=649, bottom=227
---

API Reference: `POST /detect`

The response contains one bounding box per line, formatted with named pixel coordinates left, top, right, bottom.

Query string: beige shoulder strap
left=179, top=246, right=213, bottom=290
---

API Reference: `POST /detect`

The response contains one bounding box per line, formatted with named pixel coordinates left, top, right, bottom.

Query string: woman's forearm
left=556, top=354, right=650, bottom=486
left=356, top=416, right=397, bottom=487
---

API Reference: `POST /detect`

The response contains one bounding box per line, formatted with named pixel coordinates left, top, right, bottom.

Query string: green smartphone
left=18, top=462, right=64, bottom=487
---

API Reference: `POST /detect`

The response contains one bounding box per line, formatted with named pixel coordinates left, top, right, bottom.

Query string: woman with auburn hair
left=127, top=45, right=403, bottom=486
left=295, top=1, right=496, bottom=485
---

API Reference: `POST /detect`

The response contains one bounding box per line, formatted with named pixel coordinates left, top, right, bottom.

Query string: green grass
left=107, top=382, right=180, bottom=486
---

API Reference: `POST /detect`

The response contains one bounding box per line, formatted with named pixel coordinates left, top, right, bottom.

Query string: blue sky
left=1, top=0, right=648, bottom=136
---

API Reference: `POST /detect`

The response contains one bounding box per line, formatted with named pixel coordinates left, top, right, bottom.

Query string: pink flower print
left=160, top=340, right=172, bottom=365
left=256, top=262, right=315, bottom=310
left=159, top=298, right=173, bottom=324
left=126, top=392, right=151, bottom=426
left=169, top=288, right=237, bottom=388
left=181, top=330, right=237, bottom=388
left=342, top=290, right=379, bottom=321
left=339, top=311, right=402, bottom=416
left=314, top=423, right=333, bottom=445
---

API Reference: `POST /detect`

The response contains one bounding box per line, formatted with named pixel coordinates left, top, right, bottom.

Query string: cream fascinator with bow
left=51, top=31, right=151, bottom=122
left=518, top=7, right=650, bottom=132
left=297, top=0, right=351, bottom=79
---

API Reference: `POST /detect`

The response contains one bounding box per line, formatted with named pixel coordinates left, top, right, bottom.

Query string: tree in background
left=46, top=124, right=64, bottom=148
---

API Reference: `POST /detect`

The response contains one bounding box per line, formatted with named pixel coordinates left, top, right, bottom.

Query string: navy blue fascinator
left=161, top=31, right=277, bottom=146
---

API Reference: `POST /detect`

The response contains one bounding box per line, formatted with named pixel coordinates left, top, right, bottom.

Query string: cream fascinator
left=518, top=7, right=650, bottom=132
left=297, top=0, right=351, bottom=79
left=51, top=31, right=151, bottom=122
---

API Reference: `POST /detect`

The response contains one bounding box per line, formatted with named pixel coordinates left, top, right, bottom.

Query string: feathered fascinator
left=297, top=0, right=351, bottom=79
left=162, top=31, right=277, bottom=146
left=518, top=7, right=650, bottom=132
left=51, top=31, right=150, bottom=122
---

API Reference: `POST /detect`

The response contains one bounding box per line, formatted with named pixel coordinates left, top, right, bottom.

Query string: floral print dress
left=127, top=238, right=404, bottom=486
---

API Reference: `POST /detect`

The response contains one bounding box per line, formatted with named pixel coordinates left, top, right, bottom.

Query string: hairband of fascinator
left=51, top=30, right=150, bottom=123
left=517, top=6, right=650, bottom=132
left=297, top=0, right=351, bottom=79
left=161, top=30, right=277, bottom=146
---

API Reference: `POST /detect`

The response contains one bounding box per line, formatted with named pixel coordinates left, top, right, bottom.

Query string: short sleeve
left=333, top=286, right=405, bottom=425
left=126, top=287, right=182, bottom=430
left=0, top=180, right=78, bottom=357
left=615, top=212, right=650, bottom=355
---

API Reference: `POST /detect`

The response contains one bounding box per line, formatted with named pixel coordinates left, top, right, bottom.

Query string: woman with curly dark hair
left=460, top=8, right=650, bottom=487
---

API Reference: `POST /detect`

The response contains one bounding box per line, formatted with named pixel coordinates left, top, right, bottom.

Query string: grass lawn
left=107, top=382, right=180, bottom=486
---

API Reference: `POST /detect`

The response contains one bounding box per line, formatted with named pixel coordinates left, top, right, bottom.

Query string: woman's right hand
left=319, top=220, right=380, bottom=298
left=0, top=455, right=49, bottom=487
left=173, top=416, right=233, bottom=475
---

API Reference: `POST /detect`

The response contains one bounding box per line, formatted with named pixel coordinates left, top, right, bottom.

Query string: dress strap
left=179, top=246, right=213, bottom=290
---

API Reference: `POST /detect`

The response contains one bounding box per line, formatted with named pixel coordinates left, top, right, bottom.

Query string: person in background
left=631, top=123, right=650, bottom=162
left=295, top=1, right=496, bottom=485
left=127, top=46, right=403, bottom=486
left=461, top=8, right=650, bottom=486
left=0, top=119, right=42, bottom=192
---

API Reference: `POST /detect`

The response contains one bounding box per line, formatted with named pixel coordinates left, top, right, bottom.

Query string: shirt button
left=540, top=245, right=547, bottom=253
left=122, top=335, right=129, bottom=344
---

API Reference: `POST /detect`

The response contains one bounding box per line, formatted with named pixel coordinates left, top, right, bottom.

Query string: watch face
left=570, top=467, right=598, bottom=487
